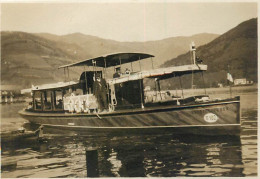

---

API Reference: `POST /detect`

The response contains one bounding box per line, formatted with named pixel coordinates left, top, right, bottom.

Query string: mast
left=190, top=41, right=196, bottom=64
left=190, top=42, right=196, bottom=93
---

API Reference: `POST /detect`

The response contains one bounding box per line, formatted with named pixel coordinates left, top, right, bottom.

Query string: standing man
left=93, top=73, right=108, bottom=112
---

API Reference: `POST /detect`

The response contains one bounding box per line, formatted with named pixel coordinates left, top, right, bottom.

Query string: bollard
left=86, top=147, right=99, bottom=177
left=35, top=125, right=44, bottom=142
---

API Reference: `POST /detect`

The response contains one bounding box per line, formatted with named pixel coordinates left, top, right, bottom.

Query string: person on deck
left=125, top=68, right=130, bottom=75
left=113, top=67, right=121, bottom=78
left=93, top=73, right=108, bottom=112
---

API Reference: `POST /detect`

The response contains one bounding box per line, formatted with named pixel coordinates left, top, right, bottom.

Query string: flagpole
left=227, top=65, right=232, bottom=98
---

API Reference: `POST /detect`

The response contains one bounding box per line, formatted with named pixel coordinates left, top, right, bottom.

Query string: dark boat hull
left=19, top=97, right=241, bottom=136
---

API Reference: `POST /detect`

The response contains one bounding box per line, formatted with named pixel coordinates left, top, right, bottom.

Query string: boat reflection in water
left=33, top=131, right=244, bottom=177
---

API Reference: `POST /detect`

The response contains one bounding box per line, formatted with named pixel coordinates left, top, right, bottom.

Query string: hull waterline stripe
left=42, top=123, right=241, bottom=129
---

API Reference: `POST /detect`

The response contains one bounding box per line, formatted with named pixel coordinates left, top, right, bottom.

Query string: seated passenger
left=125, top=68, right=130, bottom=75
left=113, top=67, right=121, bottom=78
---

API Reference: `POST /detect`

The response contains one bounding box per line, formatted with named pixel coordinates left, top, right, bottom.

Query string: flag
left=227, top=73, right=233, bottom=83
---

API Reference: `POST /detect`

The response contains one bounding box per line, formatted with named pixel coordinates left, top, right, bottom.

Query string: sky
left=1, top=1, right=257, bottom=42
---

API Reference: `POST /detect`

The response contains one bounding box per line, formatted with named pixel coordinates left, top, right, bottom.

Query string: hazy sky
left=1, top=2, right=257, bottom=42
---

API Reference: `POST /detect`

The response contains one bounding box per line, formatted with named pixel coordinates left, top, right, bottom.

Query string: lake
left=1, top=89, right=257, bottom=177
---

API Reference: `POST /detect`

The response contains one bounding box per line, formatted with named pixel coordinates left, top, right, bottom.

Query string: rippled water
left=1, top=91, right=257, bottom=177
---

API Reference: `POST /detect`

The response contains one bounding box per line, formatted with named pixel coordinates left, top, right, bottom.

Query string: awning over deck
left=31, top=81, right=79, bottom=92
left=107, top=64, right=207, bottom=85
left=58, top=53, right=154, bottom=68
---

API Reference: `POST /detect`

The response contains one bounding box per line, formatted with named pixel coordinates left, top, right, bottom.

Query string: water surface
left=1, top=91, right=257, bottom=177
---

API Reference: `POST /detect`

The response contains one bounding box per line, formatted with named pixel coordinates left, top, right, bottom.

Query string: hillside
left=1, top=31, right=84, bottom=87
left=36, top=32, right=219, bottom=68
left=1, top=31, right=218, bottom=89
left=161, top=18, right=257, bottom=89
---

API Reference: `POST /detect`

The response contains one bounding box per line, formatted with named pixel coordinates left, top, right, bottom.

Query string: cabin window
left=43, top=91, right=52, bottom=110
left=34, top=91, right=43, bottom=110
left=115, top=79, right=144, bottom=108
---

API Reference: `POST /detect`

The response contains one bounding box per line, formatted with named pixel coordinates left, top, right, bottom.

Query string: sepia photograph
left=1, top=0, right=258, bottom=177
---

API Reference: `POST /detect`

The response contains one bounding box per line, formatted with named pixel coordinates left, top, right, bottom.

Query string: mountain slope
left=1, top=31, right=84, bottom=87
left=37, top=32, right=219, bottom=68
left=1, top=31, right=218, bottom=89
left=161, top=18, right=257, bottom=88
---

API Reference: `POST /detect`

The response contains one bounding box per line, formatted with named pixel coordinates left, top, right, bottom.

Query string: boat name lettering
left=191, top=106, right=228, bottom=114
left=204, top=113, right=218, bottom=123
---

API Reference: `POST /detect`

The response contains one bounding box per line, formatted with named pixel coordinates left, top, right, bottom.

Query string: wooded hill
left=160, top=18, right=257, bottom=89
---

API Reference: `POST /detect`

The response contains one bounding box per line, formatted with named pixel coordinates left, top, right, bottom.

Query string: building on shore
left=0, top=85, right=23, bottom=103
left=234, top=78, right=253, bottom=86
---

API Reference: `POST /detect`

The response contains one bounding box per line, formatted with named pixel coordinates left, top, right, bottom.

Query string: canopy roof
left=59, top=52, right=154, bottom=68
left=108, top=64, right=207, bottom=85
left=31, top=81, right=79, bottom=91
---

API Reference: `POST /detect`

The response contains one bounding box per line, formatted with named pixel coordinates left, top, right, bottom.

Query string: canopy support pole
left=104, top=58, right=110, bottom=110
left=139, top=56, right=142, bottom=71
left=131, top=62, right=133, bottom=72
left=67, top=67, right=70, bottom=81
left=104, top=58, right=107, bottom=78
left=138, top=56, right=144, bottom=109
left=84, top=66, right=88, bottom=94
left=179, top=75, right=184, bottom=98
left=201, top=71, right=207, bottom=95
left=41, top=92, right=44, bottom=111
left=154, top=79, right=158, bottom=102
left=32, top=92, right=36, bottom=110
left=119, top=57, right=122, bottom=70
left=151, top=57, right=154, bottom=69
left=64, top=68, right=66, bottom=82
left=92, top=60, right=96, bottom=79
left=157, top=79, right=162, bottom=100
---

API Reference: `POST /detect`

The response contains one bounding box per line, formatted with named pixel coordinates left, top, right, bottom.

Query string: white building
left=234, top=78, right=247, bottom=86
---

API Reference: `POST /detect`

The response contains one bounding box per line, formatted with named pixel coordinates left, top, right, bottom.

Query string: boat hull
left=19, top=97, right=241, bottom=136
